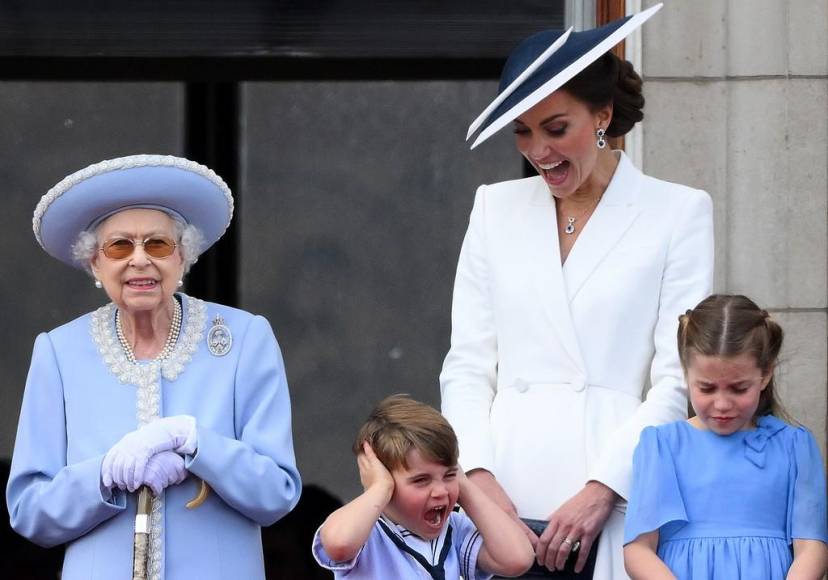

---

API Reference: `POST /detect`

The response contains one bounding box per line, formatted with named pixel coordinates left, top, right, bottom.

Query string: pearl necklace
left=115, top=298, right=182, bottom=364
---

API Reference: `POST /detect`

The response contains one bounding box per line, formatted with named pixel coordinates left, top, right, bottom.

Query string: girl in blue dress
left=623, top=294, right=828, bottom=579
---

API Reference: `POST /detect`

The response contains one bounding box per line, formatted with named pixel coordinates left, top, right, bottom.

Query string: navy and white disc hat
left=33, top=154, right=234, bottom=268
left=467, top=3, right=662, bottom=149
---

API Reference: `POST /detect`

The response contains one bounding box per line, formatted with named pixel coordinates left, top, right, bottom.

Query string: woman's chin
left=118, top=292, right=169, bottom=314
left=543, top=175, right=577, bottom=199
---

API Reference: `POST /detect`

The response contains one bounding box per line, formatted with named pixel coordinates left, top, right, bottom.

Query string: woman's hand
left=101, top=415, right=196, bottom=492
left=142, top=451, right=188, bottom=496
left=467, top=469, right=538, bottom=547
left=536, top=480, right=618, bottom=573
left=356, top=442, right=394, bottom=496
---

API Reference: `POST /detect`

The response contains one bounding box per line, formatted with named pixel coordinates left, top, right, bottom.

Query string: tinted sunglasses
left=99, top=236, right=177, bottom=260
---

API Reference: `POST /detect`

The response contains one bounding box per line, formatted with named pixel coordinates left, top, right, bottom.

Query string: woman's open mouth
left=126, top=278, right=159, bottom=291
left=538, top=160, right=570, bottom=186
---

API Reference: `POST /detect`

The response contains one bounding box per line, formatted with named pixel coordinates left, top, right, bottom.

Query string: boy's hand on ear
left=455, top=465, right=471, bottom=503
left=319, top=442, right=394, bottom=561
left=357, top=442, right=395, bottom=498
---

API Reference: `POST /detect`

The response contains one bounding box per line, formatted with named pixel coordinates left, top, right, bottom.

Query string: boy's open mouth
left=425, top=505, right=446, bottom=527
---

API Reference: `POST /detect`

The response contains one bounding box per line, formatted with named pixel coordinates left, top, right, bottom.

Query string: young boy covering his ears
left=313, top=395, right=534, bottom=579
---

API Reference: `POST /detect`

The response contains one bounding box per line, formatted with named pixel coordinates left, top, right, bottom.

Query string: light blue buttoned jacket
left=6, top=294, right=302, bottom=580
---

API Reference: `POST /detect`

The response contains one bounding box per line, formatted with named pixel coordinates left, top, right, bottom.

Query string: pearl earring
left=596, top=127, right=607, bottom=149
left=177, top=279, right=183, bottom=288
left=94, top=279, right=103, bottom=289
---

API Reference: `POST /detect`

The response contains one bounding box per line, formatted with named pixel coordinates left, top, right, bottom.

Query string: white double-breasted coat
left=440, top=152, right=714, bottom=579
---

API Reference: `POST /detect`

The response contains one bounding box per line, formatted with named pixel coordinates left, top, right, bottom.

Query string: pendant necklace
left=563, top=193, right=603, bottom=235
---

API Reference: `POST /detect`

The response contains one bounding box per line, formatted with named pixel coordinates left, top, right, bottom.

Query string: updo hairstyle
left=562, top=51, right=644, bottom=137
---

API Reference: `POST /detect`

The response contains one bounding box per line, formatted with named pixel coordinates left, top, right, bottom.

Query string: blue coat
left=6, top=294, right=302, bottom=579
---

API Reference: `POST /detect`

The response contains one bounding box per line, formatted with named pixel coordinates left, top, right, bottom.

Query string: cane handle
left=186, top=479, right=210, bottom=509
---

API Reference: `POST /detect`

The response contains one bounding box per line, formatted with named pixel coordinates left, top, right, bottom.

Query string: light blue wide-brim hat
left=466, top=3, right=662, bottom=149
left=33, top=154, right=234, bottom=268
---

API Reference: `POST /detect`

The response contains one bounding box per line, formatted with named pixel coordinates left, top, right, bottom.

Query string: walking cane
left=131, top=478, right=210, bottom=580
left=132, top=486, right=153, bottom=580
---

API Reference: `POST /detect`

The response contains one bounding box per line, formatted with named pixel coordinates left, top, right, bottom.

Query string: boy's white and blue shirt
left=313, top=512, right=492, bottom=579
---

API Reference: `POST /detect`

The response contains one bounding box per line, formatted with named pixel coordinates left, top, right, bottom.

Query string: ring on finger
left=571, top=540, right=581, bottom=552
left=561, top=537, right=573, bottom=547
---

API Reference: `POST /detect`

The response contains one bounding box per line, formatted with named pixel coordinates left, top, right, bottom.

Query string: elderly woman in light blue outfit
left=6, top=155, right=302, bottom=580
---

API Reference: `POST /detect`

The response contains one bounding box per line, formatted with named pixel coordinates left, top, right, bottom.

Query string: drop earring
left=596, top=127, right=607, bottom=149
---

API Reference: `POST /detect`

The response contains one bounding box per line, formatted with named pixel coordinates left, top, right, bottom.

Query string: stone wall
left=2, top=1, right=824, bottom=503
left=641, top=0, right=828, bottom=456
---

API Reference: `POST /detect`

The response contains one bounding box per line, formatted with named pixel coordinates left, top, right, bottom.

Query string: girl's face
left=513, top=89, right=612, bottom=199
left=686, top=351, right=772, bottom=435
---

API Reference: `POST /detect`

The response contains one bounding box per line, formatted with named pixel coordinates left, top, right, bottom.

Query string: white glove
left=101, top=415, right=197, bottom=492
left=142, top=451, right=189, bottom=496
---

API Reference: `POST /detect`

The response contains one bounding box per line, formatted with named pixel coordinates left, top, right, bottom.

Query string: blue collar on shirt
left=377, top=517, right=453, bottom=580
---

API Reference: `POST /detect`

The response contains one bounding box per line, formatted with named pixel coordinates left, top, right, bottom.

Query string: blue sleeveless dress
left=624, top=416, right=827, bottom=579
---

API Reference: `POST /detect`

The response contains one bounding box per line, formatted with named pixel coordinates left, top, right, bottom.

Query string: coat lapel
left=562, top=153, right=642, bottom=303
left=524, top=178, right=585, bottom=371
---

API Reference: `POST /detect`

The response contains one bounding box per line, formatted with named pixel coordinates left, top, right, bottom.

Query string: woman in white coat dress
left=440, top=5, right=713, bottom=579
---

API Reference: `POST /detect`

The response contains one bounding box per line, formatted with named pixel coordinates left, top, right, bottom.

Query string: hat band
left=87, top=204, right=188, bottom=232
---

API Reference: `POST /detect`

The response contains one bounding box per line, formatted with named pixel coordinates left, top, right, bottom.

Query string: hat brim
left=34, top=155, right=234, bottom=268
left=468, top=3, right=662, bottom=149
left=466, top=26, right=574, bottom=141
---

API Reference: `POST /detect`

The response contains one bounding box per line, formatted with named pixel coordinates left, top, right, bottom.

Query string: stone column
left=641, top=0, right=828, bottom=455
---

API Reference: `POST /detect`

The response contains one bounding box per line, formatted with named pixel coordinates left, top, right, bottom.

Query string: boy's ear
left=353, top=438, right=367, bottom=456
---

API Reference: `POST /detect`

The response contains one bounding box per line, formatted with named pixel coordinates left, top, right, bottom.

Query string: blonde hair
left=353, top=395, right=459, bottom=471
left=678, top=294, right=791, bottom=421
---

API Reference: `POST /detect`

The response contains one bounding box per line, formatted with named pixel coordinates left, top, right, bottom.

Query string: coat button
left=514, top=379, right=530, bottom=393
